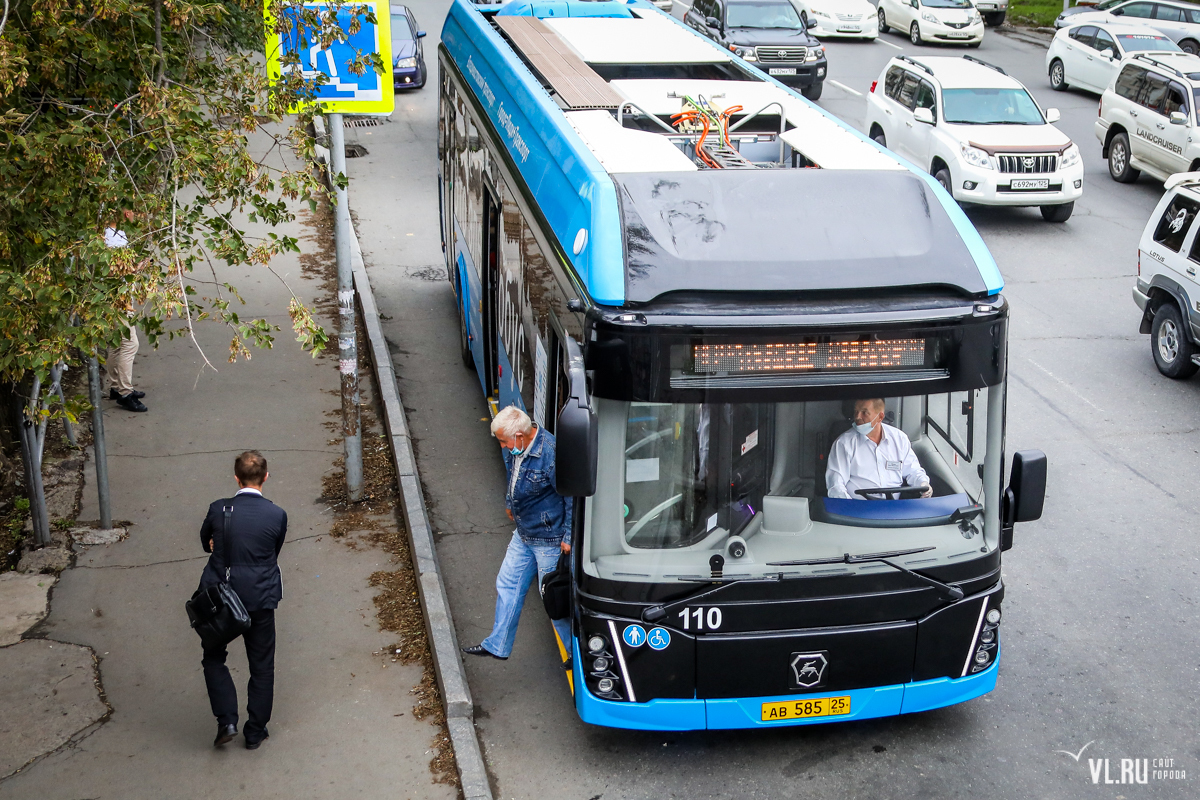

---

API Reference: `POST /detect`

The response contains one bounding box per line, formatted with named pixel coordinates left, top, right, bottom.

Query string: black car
left=391, top=4, right=427, bottom=90
left=684, top=0, right=827, bottom=100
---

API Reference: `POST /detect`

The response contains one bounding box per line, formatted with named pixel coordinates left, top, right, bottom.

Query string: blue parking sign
left=267, top=1, right=394, bottom=114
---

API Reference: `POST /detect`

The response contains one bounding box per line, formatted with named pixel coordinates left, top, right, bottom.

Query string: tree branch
left=154, top=0, right=165, bottom=87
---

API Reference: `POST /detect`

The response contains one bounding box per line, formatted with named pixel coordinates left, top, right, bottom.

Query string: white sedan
left=877, top=0, right=985, bottom=47
left=1047, top=21, right=1181, bottom=93
left=794, top=0, right=879, bottom=39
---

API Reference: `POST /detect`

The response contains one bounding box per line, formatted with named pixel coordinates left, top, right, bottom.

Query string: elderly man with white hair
left=462, top=405, right=573, bottom=661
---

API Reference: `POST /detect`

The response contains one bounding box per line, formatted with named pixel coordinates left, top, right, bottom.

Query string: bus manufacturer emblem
left=789, top=652, right=829, bottom=689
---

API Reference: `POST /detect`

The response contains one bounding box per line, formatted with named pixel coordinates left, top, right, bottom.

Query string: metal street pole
left=329, top=113, right=363, bottom=502
left=87, top=356, right=113, bottom=529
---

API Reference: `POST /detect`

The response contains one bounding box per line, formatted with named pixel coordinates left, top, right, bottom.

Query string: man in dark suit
left=198, top=450, right=287, bottom=749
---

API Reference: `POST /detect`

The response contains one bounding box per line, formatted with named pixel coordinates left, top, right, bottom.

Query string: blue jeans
left=481, top=531, right=572, bottom=659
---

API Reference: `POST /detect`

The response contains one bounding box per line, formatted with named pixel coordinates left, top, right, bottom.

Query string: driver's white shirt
left=825, top=424, right=929, bottom=500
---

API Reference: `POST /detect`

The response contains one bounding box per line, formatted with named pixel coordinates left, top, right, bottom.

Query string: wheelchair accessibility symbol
left=647, top=627, right=671, bottom=651
left=622, top=624, right=646, bottom=648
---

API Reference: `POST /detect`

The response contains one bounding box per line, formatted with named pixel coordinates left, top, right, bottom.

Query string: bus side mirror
left=1006, top=450, right=1047, bottom=524
left=555, top=337, right=598, bottom=497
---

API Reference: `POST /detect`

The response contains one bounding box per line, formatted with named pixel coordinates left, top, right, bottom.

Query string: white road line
left=1026, top=357, right=1106, bottom=413
left=828, top=79, right=863, bottom=97
left=876, top=38, right=905, bottom=51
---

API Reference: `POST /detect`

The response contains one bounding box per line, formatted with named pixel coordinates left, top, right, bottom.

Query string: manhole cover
left=344, top=143, right=370, bottom=158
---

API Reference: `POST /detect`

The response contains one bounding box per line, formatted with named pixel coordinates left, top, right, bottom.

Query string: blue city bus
left=438, top=0, right=1047, bottom=730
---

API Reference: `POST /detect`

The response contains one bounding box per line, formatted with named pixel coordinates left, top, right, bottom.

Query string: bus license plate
left=1010, top=179, right=1050, bottom=190
left=761, top=696, right=851, bottom=722
left=769, top=68, right=797, bottom=76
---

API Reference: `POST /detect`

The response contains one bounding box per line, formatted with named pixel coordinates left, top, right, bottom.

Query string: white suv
left=1133, top=172, right=1200, bottom=377
left=1096, top=52, right=1200, bottom=183
left=865, top=55, right=1085, bottom=221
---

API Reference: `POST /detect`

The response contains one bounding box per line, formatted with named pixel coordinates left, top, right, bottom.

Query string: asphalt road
left=350, top=6, right=1199, bottom=798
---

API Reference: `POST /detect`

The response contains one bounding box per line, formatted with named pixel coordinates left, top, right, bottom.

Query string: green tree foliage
left=0, top=0, right=381, bottom=391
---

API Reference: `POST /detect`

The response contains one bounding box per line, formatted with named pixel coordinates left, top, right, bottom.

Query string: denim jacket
left=503, top=427, right=573, bottom=545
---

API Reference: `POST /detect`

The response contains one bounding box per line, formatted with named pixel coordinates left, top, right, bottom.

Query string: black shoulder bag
left=540, top=551, right=572, bottom=621
left=186, top=505, right=252, bottom=650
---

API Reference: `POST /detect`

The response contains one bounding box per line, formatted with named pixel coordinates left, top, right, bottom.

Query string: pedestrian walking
left=103, top=220, right=147, bottom=412
left=462, top=406, right=573, bottom=662
left=197, top=451, right=287, bottom=749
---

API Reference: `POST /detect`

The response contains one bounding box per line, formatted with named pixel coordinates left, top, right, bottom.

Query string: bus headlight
left=592, top=657, right=610, bottom=672
left=597, top=678, right=615, bottom=693
left=588, top=635, right=607, bottom=654
left=986, top=608, right=1001, bottom=624
left=974, top=650, right=990, bottom=665
left=980, top=628, right=995, bottom=643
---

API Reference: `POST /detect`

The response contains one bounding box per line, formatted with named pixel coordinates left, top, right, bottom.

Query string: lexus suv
left=866, top=55, right=1084, bottom=221
left=685, top=0, right=828, bottom=100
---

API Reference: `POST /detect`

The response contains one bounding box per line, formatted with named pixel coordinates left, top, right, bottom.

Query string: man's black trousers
left=202, top=608, right=275, bottom=741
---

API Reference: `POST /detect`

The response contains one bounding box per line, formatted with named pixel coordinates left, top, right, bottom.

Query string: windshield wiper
left=768, top=546, right=964, bottom=601
left=640, top=573, right=781, bottom=623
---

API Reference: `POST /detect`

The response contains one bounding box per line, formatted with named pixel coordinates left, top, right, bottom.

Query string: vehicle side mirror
left=913, top=106, right=935, bottom=124
left=911, top=0, right=919, bottom=7
left=705, top=15, right=721, bottom=27
left=416, top=30, right=427, bottom=38
left=555, top=338, right=597, bottom=498
left=1101, top=48, right=1114, bottom=59
left=807, top=17, right=818, bottom=29
left=1171, top=110, right=1188, bottom=125
left=1006, top=450, right=1047, bottom=524
left=1045, top=107, right=1061, bottom=123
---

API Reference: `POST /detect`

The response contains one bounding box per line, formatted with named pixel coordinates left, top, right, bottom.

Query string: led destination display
left=692, top=339, right=927, bottom=375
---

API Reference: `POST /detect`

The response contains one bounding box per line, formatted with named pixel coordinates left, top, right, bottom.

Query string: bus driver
left=826, top=398, right=933, bottom=500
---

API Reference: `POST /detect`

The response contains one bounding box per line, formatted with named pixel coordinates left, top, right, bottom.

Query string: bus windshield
left=584, top=388, right=999, bottom=583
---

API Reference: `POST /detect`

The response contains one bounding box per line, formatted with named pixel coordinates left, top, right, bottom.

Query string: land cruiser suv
left=865, top=54, right=1084, bottom=221
left=1096, top=52, right=1200, bottom=183
left=685, top=0, right=828, bottom=100
left=1134, top=172, right=1200, bottom=377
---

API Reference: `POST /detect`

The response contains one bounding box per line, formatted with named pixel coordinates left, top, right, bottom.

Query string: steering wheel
left=625, top=493, right=683, bottom=540
left=854, top=486, right=927, bottom=500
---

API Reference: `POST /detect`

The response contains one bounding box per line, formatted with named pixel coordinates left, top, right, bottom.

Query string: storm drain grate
left=345, top=117, right=385, bottom=128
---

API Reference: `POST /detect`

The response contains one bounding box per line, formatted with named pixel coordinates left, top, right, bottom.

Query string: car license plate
left=769, top=68, right=797, bottom=76
left=1010, top=178, right=1050, bottom=190
left=948, top=33, right=972, bottom=38
left=838, top=26, right=862, bottom=32
left=761, top=696, right=852, bottom=722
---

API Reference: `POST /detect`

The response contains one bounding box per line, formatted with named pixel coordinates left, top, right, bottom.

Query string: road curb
left=317, top=114, right=492, bottom=800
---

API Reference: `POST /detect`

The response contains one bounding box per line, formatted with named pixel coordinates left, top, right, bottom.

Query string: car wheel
left=934, top=166, right=952, bottom=195
left=1181, top=39, right=1200, bottom=55
left=910, top=22, right=922, bottom=45
left=871, top=128, right=887, bottom=147
left=801, top=81, right=824, bottom=101
left=1040, top=202, right=1074, bottom=222
left=968, top=40, right=981, bottom=48
left=1108, top=132, right=1140, bottom=183
left=878, top=8, right=889, bottom=33
left=1049, top=59, right=1067, bottom=91
left=1151, top=302, right=1199, bottom=379
left=985, top=11, right=1005, bottom=26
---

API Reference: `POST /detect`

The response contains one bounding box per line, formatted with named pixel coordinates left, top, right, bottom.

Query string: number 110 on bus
left=680, top=607, right=723, bottom=631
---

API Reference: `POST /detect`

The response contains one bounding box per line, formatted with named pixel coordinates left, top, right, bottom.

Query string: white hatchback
left=1046, top=21, right=1181, bottom=94
left=876, top=0, right=985, bottom=47
left=795, top=0, right=879, bottom=39
left=866, top=55, right=1084, bottom=221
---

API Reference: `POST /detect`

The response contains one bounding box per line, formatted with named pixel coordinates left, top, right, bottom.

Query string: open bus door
left=481, top=188, right=501, bottom=403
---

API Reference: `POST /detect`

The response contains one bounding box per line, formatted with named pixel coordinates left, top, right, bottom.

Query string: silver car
left=1058, top=0, right=1200, bottom=54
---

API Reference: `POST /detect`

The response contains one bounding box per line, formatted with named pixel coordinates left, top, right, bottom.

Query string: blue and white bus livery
left=438, top=0, right=1047, bottom=731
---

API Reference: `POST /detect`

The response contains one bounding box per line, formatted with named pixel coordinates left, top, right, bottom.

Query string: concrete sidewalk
left=0, top=143, right=456, bottom=799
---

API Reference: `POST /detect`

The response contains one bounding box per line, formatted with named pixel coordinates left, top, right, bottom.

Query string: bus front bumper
left=573, top=640, right=1000, bottom=731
